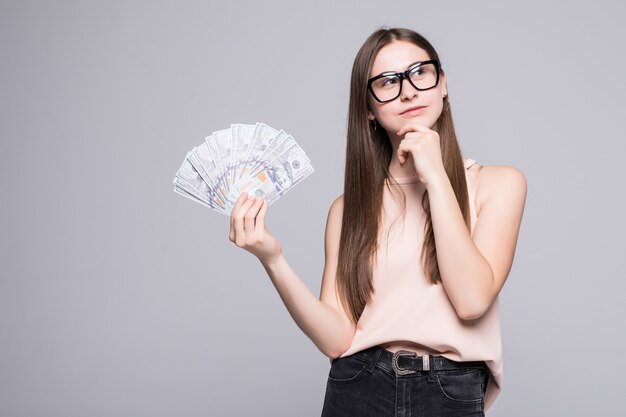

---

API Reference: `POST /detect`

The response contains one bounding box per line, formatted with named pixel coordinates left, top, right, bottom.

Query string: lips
left=401, top=105, right=426, bottom=115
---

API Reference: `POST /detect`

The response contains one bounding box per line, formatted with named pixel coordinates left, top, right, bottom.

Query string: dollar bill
left=173, top=122, right=314, bottom=216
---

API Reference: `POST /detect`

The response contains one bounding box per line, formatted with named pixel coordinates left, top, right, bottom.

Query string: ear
left=441, top=72, right=448, bottom=98
left=367, top=109, right=376, bottom=121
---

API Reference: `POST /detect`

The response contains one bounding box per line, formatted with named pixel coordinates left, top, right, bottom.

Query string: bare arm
left=229, top=192, right=355, bottom=358
left=426, top=165, right=527, bottom=319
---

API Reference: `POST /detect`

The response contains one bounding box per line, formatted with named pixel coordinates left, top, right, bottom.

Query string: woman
left=228, top=27, right=527, bottom=416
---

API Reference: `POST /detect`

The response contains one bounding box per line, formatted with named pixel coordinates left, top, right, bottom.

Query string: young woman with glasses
left=228, top=27, right=527, bottom=416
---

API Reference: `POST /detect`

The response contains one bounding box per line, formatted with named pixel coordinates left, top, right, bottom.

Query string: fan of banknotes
left=173, top=122, right=314, bottom=216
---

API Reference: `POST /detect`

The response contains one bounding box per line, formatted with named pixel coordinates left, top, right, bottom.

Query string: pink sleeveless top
left=338, top=158, right=503, bottom=412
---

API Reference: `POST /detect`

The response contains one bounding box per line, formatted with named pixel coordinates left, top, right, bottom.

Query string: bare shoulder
left=473, top=163, right=527, bottom=215
left=325, top=194, right=345, bottom=248
left=330, top=193, right=344, bottom=213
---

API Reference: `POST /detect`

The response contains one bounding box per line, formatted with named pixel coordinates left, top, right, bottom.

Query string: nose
left=400, top=77, right=418, bottom=101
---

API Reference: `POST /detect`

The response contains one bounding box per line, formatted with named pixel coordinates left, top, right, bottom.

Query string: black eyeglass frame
left=367, top=59, right=441, bottom=103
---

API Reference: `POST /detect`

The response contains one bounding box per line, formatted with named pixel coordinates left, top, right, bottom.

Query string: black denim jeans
left=321, top=345, right=489, bottom=417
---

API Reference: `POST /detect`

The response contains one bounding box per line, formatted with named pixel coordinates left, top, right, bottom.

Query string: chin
left=423, top=114, right=443, bottom=130
left=401, top=115, right=438, bottom=130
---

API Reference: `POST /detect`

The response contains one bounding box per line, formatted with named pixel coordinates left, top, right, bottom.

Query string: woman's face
left=367, top=40, right=447, bottom=136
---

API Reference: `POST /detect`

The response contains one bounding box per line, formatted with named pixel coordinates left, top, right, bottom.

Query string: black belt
left=351, top=345, right=487, bottom=376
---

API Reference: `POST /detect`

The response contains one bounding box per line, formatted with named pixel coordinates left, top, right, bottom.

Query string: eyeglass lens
left=370, top=63, right=438, bottom=102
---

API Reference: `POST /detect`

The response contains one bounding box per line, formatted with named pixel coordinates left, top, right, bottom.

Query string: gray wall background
left=1, top=1, right=624, bottom=416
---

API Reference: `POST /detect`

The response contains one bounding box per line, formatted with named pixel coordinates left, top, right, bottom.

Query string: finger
left=255, top=198, right=268, bottom=235
left=397, top=143, right=410, bottom=165
left=233, top=195, right=257, bottom=238
left=236, top=191, right=248, bottom=204
left=243, top=196, right=260, bottom=232
left=231, top=192, right=249, bottom=222
left=397, top=122, right=429, bottom=137
left=236, top=194, right=257, bottom=216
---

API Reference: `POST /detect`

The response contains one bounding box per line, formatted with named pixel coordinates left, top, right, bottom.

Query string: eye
left=409, top=66, right=424, bottom=76
left=375, top=76, right=399, bottom=89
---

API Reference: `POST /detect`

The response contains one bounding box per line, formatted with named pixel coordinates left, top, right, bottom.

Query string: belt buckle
left=392, top=350, right=419, bottom=375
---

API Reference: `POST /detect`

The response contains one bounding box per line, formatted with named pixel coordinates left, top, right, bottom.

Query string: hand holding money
left=229, top=191, right=282, bottom=264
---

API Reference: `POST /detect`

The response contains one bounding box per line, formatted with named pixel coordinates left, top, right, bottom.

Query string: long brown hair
left=336, top=27, right=471, bottom=324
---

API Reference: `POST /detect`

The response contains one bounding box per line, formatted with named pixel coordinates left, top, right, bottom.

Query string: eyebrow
left=371, top=60, right=426, bottom=78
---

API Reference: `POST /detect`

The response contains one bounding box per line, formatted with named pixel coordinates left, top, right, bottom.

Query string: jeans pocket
left=434, top=367, right=485, bottom=405
left=327, top=355, right=370, bottom=384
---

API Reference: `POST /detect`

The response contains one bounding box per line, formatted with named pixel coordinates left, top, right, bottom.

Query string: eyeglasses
left=367, top=59, right=441, bottom=103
